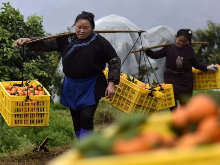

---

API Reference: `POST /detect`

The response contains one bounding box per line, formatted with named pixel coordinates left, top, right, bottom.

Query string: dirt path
left=0, top=145, right=73, bottom=165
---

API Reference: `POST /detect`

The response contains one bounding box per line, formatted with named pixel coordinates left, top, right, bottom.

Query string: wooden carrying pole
left=26, top=30, right=146, bottom=44
left=130, top=42, right=210, bottom=54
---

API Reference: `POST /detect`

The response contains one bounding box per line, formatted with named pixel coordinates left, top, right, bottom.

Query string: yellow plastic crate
left=0, top=80, right=50, bottom=127
left=47, top=115, right=220, bottom=165
left=102, top=69, right=164, bottom=115
left=155, top=84, right=175, bottom=110
left=47, top=144, right=220, bottom=165
left=192, top=67, right=220, bottom=90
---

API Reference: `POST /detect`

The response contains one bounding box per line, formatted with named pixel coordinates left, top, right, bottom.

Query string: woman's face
left=75, top=19, right=93, bottom=39
left=175, top=35, right=189, bottom=48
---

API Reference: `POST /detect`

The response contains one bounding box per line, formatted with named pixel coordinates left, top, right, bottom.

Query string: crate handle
left=147, top=87, right=156, bottom=97
left=157, top=85, right=164, bottom=91
left=148, top=92, right=154, bottom=97
left=148, top=87, right=156, bottom=91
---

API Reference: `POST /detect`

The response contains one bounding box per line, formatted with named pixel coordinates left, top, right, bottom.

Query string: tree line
left=0, top=2, right=62, bottom=100
left=0, top=2, right=220, bottom=100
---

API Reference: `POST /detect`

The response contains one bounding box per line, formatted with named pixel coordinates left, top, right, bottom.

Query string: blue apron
left=60, top=75, right=99, bottom=111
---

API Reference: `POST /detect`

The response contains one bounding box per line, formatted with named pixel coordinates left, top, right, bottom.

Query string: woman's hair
left=74, top=11, right=95, bottom=29
left=176, top=29, right=192, bottom=45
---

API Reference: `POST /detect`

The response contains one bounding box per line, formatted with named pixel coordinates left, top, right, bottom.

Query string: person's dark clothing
left=28, top=33, right=121, bottom=101
left=146, top=44, right=207, bottom=109
left=70, top=102, right=99, bottom=131
left=56, top=33, right=118, bottom=80
left=28, top=32, right=121, bottom=132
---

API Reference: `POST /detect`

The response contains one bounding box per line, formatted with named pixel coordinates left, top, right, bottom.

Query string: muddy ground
left=0, top=145, right=73, bottom=165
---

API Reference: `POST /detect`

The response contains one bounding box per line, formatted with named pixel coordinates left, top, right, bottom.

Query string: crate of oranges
left=0, top=80, right=50, bottom=127
left=102, top=69, right=164, bottom=115
left=192, top=65, right=220, bottom=90
left=154, top=83, right=175, bottom=110
left=48, top=94, right=220, bottom=165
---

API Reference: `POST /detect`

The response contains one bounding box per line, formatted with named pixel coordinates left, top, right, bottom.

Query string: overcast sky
left=1, top=0, right=220, bottom=35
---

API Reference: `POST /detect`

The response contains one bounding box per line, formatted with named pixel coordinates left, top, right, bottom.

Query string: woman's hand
left=14, top=38, right=31, bottom=47
left=105, top=82, right=115, bottom=98
left=207, top=65, right=218, bottom=72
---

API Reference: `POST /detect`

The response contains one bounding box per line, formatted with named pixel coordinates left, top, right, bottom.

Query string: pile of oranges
left=120, top=73, right=167, bottom=89
left=5, top=83, right=45, bottom=96
left=171, top=94, right=220, bottom=147
left=75, top=94, right=220, bottom=159
left=112, top=94, right=220, bottom=154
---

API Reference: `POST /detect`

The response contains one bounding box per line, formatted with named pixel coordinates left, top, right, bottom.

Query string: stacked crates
left=102, top=69, right=165, bottom=115
left=0, top=80, right=50, bottom=127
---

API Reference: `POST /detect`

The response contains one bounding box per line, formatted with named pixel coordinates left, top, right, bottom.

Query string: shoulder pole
left=26, top=30, right=146, bottom=44
left=130, top=42, right=210, bottom=54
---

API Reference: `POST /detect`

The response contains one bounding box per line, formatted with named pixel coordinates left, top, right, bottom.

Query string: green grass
left=193, top=89, right=220, bottom=105
left=0, top=100, right=120, bottom=158
left=0, top=105, right=74, bottom=155
left=0, top=89, right=220, bottom=159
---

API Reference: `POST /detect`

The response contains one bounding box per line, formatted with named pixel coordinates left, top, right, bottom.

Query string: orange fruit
left=138, top=83, right=146, bottom=88
left=33, top=85, right=37, bottom=90
left=136, top=81, right=146, bottom=88
left=38, top=87, right=43, bottom=91
left=175, top=133, right=202, bottom=148
left=35, top=90, right=39, bottom=95
left=186, top=94, right=218, bottom=123
left=23, top=90, right=31, bottom=95
left=12, top=86, right=19, bottom=90
left=18, top=87, right=23, bottom=91
left=113, top=132, right=165, bottom=155
left=5, top=84, right=12, bottom=90
left=29, top=87, right=34, bottom=91
left=18, top=91, right=24, bottom=96
left=39, top=91, right=45, bottom=95
left=171, top=106, right=189, bottom=129
left=160, top=83, right=166, bottom=86
left=196, top=116, right=220, bottom=143
left=11, top=88, right=16, bottom=93
left=138, top=132, right=165, bottom=149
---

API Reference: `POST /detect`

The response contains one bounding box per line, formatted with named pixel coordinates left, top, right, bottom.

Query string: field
left=0, top=90, right=220, bottom=165
left=0, top=99, right=126, bottom=165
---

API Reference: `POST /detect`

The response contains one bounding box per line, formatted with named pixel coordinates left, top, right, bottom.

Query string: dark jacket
left=146, top=44, right=207, bottom=100
left=28, top=33, right=121, bottom=99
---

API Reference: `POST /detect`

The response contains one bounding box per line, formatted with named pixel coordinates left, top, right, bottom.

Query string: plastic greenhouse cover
left=95, top=14, right=176, bottom=84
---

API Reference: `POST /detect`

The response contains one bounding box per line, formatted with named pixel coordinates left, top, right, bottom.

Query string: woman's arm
left=108, top=56, right=121, bottom=85
left=190, top=56, right=208, bottom=71
left=97, top=34, right=121, bottom=98
left=105, top=56, right=121, bottom=98
left=97, top=35, right=121, bottom=84
left=14, top=38, right=58, bottom=52
left=145, top=48, right=167, bottom=59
